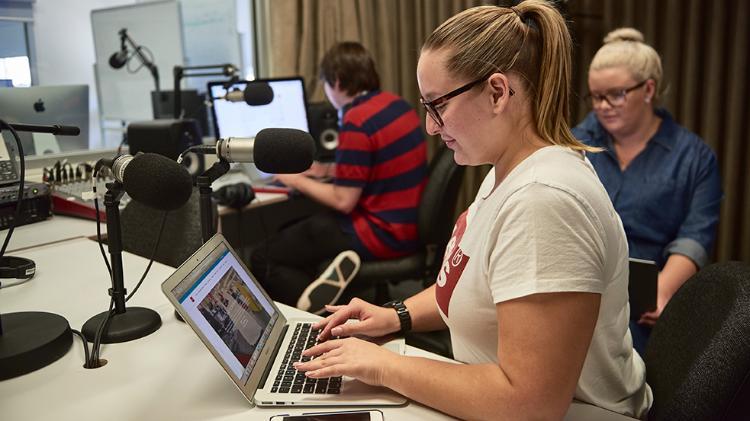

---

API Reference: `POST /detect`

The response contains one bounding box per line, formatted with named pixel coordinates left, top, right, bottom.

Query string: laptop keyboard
left=271, top=322, right=342, bottom=394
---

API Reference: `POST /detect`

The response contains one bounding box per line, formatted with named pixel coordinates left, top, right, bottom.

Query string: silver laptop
left=161, top=233, right=407, bottom=407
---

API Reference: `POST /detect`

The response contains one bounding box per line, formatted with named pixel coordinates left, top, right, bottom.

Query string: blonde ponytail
left=422, top=0, right=594, bottom=151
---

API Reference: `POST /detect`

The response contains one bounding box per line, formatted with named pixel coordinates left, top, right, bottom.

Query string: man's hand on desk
left=304, top=161, right=335, bottom=179
left=273, top=173, right=306, bottom=190
left=274, top=171, right=361, bottom=213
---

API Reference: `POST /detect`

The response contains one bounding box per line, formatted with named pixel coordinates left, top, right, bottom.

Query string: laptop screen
left=170, top=242, right=279, bottom=383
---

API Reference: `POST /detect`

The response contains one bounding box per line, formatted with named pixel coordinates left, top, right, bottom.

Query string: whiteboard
left=180, top=0, right=242, bottom=91
left=91, top=1, right=185, bottom=121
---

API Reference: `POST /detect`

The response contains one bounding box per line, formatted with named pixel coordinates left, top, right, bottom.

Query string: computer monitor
left=207, top=77, right=310, bottom=180
left=0, top=85, right=89, bottom=155
left=207, top=77, right=309, bottom=139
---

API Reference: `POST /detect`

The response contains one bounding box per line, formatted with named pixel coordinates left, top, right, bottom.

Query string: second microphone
left=197, top=128, right=315, bottom=174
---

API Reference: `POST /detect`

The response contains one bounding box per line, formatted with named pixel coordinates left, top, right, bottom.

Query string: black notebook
left=628, top=258, right=658, bottom=319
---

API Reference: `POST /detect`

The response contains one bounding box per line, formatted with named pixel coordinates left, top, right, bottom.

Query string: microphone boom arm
left=118, top=28, right=160, bottom=96
left=173, top=64, right=237, bottom=119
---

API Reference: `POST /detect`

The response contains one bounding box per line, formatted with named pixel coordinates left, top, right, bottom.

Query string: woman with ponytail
left=573, top=28, right=722, bottom=355
left=294, top=2, right=652, bottom=419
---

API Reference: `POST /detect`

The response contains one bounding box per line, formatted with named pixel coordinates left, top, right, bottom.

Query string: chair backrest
left=121, top=187, right=212, bottom=268
left=417, top=146, right=465, bottom=274
left=644, top=261, right=750, bottom=421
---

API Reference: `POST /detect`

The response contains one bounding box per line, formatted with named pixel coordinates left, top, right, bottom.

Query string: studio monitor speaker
left=307, top=101, right=339, bottom=162
left=127, top=118, right=204, bottom=176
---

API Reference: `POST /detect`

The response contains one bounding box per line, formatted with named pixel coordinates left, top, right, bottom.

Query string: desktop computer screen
left=0, top=85, right=89, bottom=155
left=207, top=77, right=310, bottom=180
left=208, top=77, right=309, bottom=139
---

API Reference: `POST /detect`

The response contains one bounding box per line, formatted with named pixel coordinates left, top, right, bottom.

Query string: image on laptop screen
left=171, top=242, right=279, bottom=383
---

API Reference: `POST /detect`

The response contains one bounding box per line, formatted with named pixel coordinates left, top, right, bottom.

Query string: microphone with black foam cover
left=209, top=128, right=315, bottom=173
left=243, top=81, right=274, bottom=105
left=101, top=153, right=193, bottom=211
left=108, top=48, right=128, bottom=69
left=223, top=81, right=274, bottom=106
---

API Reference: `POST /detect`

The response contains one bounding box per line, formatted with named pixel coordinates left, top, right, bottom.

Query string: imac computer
left=0, top=85, right=89, bottom=155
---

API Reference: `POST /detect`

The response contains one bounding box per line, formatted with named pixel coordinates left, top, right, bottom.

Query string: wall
left=33, top=0, right=134, bottom=148
left=31, top=0, right=254, bottom=149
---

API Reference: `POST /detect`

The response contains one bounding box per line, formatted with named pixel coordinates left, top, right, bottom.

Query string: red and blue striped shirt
left=334, top=91, right=428, bottom=260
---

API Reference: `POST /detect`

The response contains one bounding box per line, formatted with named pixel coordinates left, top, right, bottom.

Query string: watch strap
left=383, top=300, right=412, bottom=334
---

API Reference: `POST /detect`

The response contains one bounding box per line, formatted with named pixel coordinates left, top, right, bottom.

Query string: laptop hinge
left=258, top=323, right=289, bottom=390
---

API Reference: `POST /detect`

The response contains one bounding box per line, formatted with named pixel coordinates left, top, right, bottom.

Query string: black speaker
left=307, top=101, right=339, bottom=162
left=151, top=90, right=211, bottom=137
left=127, top=118, right=204, bottom=176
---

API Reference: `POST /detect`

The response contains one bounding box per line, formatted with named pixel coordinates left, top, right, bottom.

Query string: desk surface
left=0, top=222, right=637, bottom=421
left=4, top=214, right=101, bottom=253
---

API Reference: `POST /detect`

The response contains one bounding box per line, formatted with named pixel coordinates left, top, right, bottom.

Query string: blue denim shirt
left=573, top=109, right=722, bottom=269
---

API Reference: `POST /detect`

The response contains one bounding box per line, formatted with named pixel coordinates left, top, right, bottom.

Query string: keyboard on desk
left=271, top=322, right=342, bottom=395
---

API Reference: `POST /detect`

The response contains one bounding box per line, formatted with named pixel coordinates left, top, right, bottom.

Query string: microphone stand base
left=82, top=307, right=161, bottom=344
left=0, top=311, right=73, bottom=380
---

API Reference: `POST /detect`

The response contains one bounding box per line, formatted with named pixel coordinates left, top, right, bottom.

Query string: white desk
left=0, top=229, right=637, bottom=420
left=5, top=214, right=101, bottom=253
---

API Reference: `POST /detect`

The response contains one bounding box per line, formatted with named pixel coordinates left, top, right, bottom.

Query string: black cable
left=91, top=167, right=112, bottom=278
left=176, top=144, right=210, bottom=165
left=70, top=329, right=92, bottom=369
left=90, top=300, right=114, bottom=367
left=88, top=198, right=168, bottom=366
left=0, top=119, right=26, bottom=259
left=126, top=49, right=143, bottom=74
left=126, top=211, right=168, bottom=302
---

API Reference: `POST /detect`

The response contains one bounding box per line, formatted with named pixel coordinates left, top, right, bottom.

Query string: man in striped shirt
left=251, top=42, right=428, bottom=313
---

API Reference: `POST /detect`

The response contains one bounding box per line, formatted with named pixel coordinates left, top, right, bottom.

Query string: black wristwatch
left=383, top=300, right=412, bottom=334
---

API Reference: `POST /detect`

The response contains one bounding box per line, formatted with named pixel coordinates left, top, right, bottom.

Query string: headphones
left=0, top=255, right=36, bottom=280
left=212, top=183, right=256, bottom=209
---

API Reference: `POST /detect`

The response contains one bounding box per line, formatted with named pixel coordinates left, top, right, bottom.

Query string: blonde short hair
left=589, top=28, right=664, bottom=102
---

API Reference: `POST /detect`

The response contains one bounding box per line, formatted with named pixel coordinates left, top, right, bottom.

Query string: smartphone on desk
left=270, top=410, right=384, bottom=421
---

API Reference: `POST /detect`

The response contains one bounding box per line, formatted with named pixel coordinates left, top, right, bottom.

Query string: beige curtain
left=264, top=0, right=750, bottom=263
left=265, top=0, right=509, bottom=216
left=568, top=0, right=750, bottom=263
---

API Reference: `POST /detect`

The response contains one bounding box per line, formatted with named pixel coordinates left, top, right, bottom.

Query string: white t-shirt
left=436, top=146, right=652, bottom=418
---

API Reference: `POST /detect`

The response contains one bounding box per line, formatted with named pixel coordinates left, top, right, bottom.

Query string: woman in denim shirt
left=572, top=28, right=722, bottom=354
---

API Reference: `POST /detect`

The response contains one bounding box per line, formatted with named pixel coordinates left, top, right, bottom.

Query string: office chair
left=643, top=261, right=750, bottom=421
left=329, top=145, right=465, bottom=357
left=343, top=145, right=465, bottom=302
left=120, top=187, right=215, bottom=268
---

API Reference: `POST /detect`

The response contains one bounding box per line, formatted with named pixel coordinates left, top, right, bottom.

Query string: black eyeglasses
left=586, top=80, right=647, bottom=108
left=420, top=75, right=515, bottom=127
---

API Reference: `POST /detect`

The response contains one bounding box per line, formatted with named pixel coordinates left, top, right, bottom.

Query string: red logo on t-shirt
left=436, top=211, right=470, bottom=316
